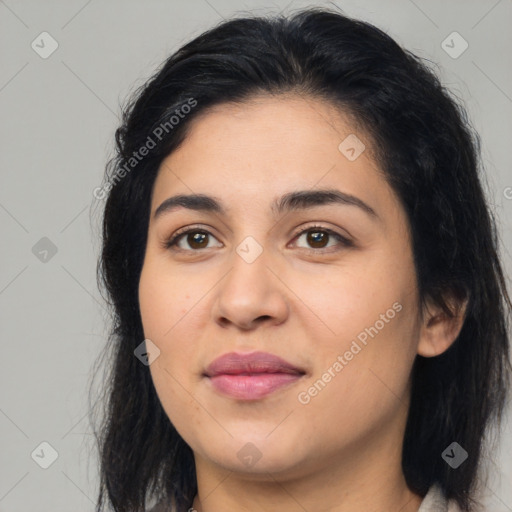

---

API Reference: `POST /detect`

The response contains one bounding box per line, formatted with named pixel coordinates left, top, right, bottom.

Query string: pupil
left=190, top=232, right=207, bottom=248
left=308, top=231, right=326, bottom=248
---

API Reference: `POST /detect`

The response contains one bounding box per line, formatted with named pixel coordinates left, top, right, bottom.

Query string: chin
left=193, top=433, right=309, bottom=478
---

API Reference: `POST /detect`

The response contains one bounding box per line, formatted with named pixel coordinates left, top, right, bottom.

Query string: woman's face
left=138, top=94, right=423, bottom=480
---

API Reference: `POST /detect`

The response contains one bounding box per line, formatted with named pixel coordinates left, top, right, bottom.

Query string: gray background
left=1, top=0, right=511, bottom=510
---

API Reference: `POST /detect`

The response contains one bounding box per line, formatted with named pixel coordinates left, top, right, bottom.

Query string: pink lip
left=204, top=351, right=305, bottom=400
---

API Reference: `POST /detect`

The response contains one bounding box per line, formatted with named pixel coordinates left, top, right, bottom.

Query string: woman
left=91, top=7, right=511, bottom=512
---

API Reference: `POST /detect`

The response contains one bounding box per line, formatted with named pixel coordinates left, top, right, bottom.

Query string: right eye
left=164, top=227, right=223, bottom=252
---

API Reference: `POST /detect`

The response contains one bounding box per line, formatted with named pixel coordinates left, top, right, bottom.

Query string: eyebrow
left=153, top=189, right=378, bottom=221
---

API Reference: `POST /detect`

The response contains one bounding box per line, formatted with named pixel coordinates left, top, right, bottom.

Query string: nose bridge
left=235, top=233, right=267, bottom=266
left=224, top=204, right=277, bottom=269
left=227, top=232, right=273, bottom=296
left=212, top=232, right=288, bottom=328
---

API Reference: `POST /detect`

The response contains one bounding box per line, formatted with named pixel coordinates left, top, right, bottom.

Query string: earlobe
left=417, top=296, right=468, bottom=358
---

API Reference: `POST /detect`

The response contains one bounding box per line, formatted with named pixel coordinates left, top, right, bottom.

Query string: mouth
left=203, top=351, right=306, bottom=400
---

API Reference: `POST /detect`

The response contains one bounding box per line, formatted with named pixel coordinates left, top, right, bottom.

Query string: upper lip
left=204, top=351, right=306, bottom=377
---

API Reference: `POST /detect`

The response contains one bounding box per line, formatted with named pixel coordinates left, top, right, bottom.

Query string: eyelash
left=163, top=224, right=354, bottom=254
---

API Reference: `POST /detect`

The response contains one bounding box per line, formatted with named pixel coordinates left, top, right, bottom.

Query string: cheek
left=139, top=263, right=203, bottom=436
left=139, top=260, right=207, bottom=395
left=293, top=258, right=418, bottom=400
left=138, top=261, right=197, bottom=340
left=149, top=359, right=209, bottom=450
left=299, top=306, right=417, bottom=440
left=290, top=259, right=410, bottom=346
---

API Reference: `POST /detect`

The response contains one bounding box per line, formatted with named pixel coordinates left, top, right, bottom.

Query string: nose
left=211, top=247, right=289, bottom=331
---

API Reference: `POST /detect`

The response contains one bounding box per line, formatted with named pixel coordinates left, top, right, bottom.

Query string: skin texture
left=138, top=94, right=465, bottom=512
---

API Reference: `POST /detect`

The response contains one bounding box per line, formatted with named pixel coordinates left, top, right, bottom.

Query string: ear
left=417, top=293, right=468, bottom=358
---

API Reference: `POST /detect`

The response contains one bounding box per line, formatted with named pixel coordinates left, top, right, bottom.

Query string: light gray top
left=418, top=483, right=462, bottom=511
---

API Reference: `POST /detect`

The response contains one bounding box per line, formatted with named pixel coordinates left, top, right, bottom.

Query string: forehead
left=150, top=94, right=391, bottom=219
left=180, top=93, right=368, bottom=155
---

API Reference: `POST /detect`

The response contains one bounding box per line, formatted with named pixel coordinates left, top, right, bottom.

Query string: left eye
left=293, top=226, right=352, bottom=251
left=164, top=225, right=352, bottom=252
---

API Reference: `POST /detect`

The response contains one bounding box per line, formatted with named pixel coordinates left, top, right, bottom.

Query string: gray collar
left=148, top=484, right=461, bottom=511
left=418, top=483, right=460, bottom=511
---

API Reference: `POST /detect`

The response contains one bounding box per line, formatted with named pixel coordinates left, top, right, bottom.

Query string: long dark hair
left=91, top=7, right=512, bottom=512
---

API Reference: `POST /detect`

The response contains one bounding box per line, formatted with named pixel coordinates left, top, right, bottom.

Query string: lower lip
left=207, top=373, right=303, bottom=400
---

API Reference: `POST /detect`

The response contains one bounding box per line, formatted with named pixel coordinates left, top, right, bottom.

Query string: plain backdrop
left=1, top=0, right=511, bottom=510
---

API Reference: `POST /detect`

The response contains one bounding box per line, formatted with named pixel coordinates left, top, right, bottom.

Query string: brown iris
left=187, top=232, right=209, bottom=249
left=305, top=230, right=329, bottom=248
